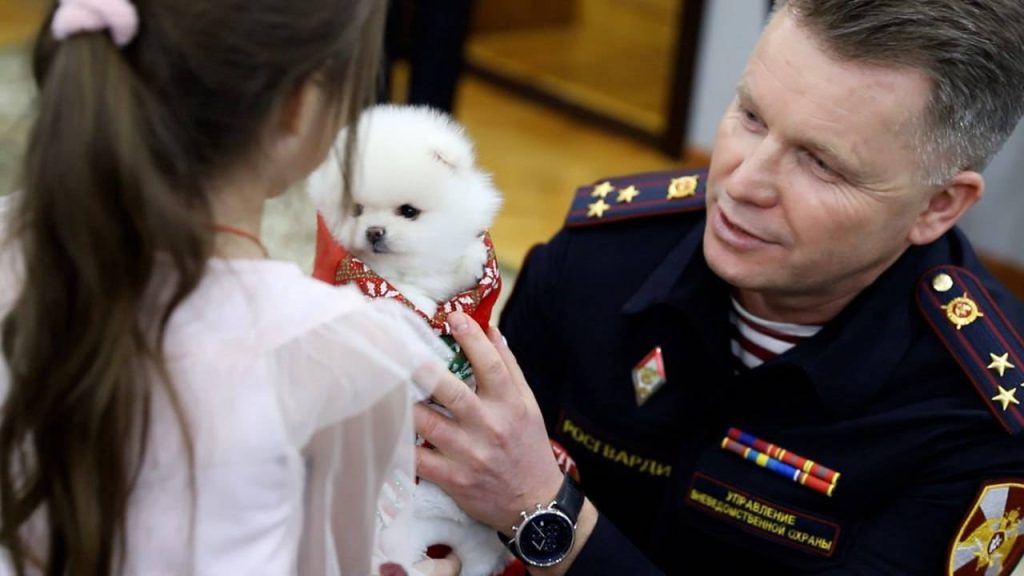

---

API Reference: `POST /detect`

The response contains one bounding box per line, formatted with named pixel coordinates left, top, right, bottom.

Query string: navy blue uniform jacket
left=498, top=171, right=1024, bottom=575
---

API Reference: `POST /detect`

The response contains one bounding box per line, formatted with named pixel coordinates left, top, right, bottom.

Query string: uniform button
left=932, top=273, right=954, bottom=293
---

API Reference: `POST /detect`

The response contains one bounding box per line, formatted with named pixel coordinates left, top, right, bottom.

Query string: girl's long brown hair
left=0, top=1, right=383, bottom=574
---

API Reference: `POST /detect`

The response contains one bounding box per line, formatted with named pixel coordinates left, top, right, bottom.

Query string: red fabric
left=378, top=563, right=408, bottom=576
left=425, top=544, right=452, bottom=559
left=313, top=214, right=344, bottom=286
left=550, top=439, right=580, bottom=482
left=314, top=214, right=501, bottom=333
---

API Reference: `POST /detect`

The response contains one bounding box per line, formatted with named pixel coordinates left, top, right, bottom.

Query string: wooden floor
left=460, top=0, right=705, bottom=268
left=0, top=0, right=39, bottom=47
left=467, top=0, right=679, bottom=134
left=453, top=75, right=703, bottom=269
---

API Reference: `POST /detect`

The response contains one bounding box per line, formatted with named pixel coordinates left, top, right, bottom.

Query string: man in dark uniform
left=414, top=1, right=1024, bottom=574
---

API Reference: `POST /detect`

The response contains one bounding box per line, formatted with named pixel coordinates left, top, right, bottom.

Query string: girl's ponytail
left=1, top=22, right=207, bottom=576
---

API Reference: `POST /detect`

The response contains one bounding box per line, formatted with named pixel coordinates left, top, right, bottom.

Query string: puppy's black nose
left=366, top=227, right=386, bottom=242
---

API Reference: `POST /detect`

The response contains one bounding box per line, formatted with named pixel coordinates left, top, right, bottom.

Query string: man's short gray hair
left=776, top=0, right=1024, bottom=185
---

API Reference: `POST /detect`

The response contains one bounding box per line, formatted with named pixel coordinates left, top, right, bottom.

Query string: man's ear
left=908, top=171, right=984, bottom=245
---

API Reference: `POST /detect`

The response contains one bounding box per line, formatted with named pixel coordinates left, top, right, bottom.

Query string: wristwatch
left=498, top=473, right=584, bottom=567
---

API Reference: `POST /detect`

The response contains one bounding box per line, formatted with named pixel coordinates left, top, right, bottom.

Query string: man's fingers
left=486, top=324, right=528, bottom=393
left=414, top=402, right=464, bottom=453
left=415, top=443, right=451, bottom=486
left=419, top=359, right=482, bottom=423
left=448, top=312, right=511, bottom=398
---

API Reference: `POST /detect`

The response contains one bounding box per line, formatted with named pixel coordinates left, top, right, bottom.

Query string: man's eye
left=397, top=204, right=421, bottom=220
left=739, top=107, right=765, bottom=130
left=801, top=150, right=841, bottom=182
left=353, top=203, right=364, bottom=217
left=737, top=107, right=770, bottom=133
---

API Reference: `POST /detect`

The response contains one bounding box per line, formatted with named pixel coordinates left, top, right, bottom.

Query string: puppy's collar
left=313, top=218, right=501, bottom=335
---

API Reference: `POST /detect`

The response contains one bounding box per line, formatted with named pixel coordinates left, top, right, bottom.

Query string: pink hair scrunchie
left=51, top=0, right=139, bottom=47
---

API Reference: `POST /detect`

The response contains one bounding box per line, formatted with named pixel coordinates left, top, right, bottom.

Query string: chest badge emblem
left=632, top=346, right=666, bottom=406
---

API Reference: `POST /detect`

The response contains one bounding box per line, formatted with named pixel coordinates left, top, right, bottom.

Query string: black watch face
left=518, top=512, right=574, bottom=566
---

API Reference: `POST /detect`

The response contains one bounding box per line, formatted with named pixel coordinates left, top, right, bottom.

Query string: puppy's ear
left=432, top=150, right=459, bottom=172
left=428, top=120, right=475, bottom=174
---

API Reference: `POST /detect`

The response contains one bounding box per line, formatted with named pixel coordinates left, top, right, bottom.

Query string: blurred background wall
left=1, top=0, right=1020, bottom=289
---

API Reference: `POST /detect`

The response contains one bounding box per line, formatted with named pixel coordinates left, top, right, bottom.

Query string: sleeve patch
left=948, top=480, right=1024, bottom=575
left=565, top=169, right=708, bottom=228
left=917, top=266, right=1024, bottom=434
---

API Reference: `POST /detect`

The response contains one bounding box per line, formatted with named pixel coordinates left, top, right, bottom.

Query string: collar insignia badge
left=632, top=346, right=666, bottom=406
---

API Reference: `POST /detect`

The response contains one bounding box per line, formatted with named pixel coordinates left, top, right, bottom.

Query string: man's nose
left=728, top=139, right=780, bottom=208
left=366, top=227, right=386, bottom=242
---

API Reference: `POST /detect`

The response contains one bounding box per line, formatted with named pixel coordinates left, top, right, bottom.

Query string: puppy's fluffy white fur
left=308, top=104, right=502, bottom=313
left=307, top=105, right=509, bottom=576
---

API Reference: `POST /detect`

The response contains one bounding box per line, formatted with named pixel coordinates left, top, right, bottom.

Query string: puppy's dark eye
left=397, top=204, right=421, bottom=220
left=352, top=203, right=364, bottom=217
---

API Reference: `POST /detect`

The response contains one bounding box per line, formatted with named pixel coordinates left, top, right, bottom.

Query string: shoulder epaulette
left=565, top=169, right=707, bottom=228
left=916, top=265, right=1024, bottom=434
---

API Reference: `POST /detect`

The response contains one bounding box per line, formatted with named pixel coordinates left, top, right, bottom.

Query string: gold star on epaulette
left=587, top=199, right=611, bottom=218
left=988, top=352, right=1016, bottom=378
left=667, top=175, right=699, bottom=199
left=992, top=385, right=1020, bottom=411
left=617, top=185, right=640, bottom=203
left=591, top=181, right=615, bottom=199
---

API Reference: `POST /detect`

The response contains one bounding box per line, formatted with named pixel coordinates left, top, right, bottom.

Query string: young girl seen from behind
left=0, top=0, right=452, bottom=574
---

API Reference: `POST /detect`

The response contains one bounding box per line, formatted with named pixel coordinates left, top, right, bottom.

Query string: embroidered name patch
left=557, top=415, right=673, bottom=478
left=686, top=473, right=841, bottom=557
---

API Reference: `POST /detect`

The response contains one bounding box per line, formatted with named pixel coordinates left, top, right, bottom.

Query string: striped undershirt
left=730, top=297, right=822, bottom=370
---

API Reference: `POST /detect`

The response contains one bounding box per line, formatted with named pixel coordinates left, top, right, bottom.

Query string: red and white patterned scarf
left=313, top=215, right=502, bottom=333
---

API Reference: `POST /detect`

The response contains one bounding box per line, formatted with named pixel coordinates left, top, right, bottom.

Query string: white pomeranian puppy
left=309, top=104, right=503, bottom=314
left=307, top=104, right=510, bottom=576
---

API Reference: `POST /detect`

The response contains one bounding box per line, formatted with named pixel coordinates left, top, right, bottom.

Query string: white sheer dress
left=0, top=255, right=448, bottom=576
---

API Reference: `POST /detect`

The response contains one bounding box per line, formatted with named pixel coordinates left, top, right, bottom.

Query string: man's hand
left=414, top=311, right=565, bottom=533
